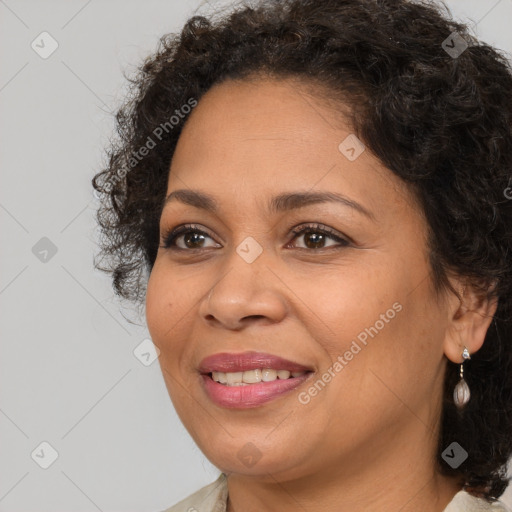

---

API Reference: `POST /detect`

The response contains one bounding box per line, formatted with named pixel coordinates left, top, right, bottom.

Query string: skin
left=145, top=76, right=497, bottom=512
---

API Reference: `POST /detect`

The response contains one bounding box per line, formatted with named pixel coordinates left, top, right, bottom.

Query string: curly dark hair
left=91, top=0, right=512, bottom=501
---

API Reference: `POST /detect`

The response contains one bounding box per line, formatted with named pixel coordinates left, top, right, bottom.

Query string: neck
left=225, top=419, right=463, bottom=512
left=226, top=466, right=461, bottom=512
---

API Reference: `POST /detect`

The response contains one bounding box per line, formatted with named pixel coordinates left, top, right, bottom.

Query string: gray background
left=1, top=1, right=511, bottom=510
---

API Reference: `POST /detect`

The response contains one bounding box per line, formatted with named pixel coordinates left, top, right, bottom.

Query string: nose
left=198, top=250, right=288, bottom=331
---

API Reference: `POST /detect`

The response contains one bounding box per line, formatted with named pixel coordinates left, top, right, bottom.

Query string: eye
left=160, top=222, right=350, bottom=252
left=160, top=224, right=220, bottom=251
left=288, top=223, right=350, bottom=250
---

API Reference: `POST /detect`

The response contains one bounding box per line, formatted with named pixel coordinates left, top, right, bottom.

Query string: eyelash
left=160, top=223, right=350, bottom=252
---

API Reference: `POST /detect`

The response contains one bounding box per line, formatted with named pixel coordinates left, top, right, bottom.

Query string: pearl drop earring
left=453, top=346, right=471, bottom=408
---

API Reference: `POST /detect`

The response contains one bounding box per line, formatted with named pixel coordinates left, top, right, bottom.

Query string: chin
left=194, top=431, right=310, bottom=479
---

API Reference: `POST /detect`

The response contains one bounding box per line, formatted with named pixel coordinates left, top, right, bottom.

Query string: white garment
left=160, top=473, right=511, bottom=512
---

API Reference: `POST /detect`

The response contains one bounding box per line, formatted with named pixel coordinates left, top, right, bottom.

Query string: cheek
left=145, top=264, right=182, bottom=350
left=145, top=267, right=194, bottom=405
left=145, top=266, right=165, bottom=339
left=294, top=262, right=400, bottom=353
left=145, top=263, right=205, bottom=379
left=305, top=258, right=443, bottom=394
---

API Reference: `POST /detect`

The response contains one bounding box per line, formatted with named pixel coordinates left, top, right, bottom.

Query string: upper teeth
left=212, top=369, right=306, bottom=386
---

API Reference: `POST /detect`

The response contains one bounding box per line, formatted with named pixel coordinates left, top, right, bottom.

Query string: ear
left=443, top=278, right=498, bottom=363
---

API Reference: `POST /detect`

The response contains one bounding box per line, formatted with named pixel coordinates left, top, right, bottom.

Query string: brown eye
left=161, top=225, right=220, bottom=250
left=160, top=222, right=350, bottom=252
left=289, top=224, right=350, bottom=250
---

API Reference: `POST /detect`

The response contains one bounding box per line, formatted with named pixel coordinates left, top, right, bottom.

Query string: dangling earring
left=453, top=346, right=471, bottom=409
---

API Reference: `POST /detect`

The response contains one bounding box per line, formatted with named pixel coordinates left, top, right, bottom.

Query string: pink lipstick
left=198, top=351, right=314, bottom=409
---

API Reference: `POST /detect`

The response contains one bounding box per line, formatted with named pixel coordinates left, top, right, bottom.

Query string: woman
left=92, top=0, right=512, bottom=510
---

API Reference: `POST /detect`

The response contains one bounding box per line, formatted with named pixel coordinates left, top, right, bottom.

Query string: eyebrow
left=163, top=189, right=375, bottom=221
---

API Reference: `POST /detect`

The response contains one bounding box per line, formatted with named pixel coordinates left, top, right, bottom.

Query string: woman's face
left=146, top=77, right=453, bottom=481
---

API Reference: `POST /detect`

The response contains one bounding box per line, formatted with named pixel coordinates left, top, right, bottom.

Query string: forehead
left=178, top=76, right=349, bottom=145
left=167, top=77, right=415, bottom=220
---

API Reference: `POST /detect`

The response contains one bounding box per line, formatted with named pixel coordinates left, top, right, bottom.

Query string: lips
left=198, top=351, right=313, bottom=374
left=198, top=351, right=314, bottom=409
